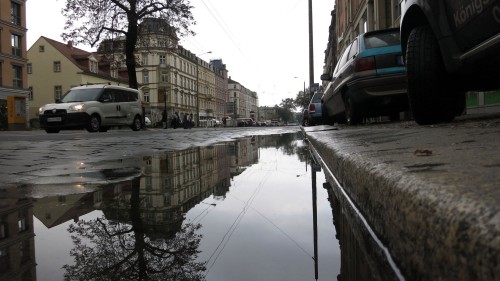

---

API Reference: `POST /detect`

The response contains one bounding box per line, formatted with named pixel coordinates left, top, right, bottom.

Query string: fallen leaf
left=414, top=149, right=433, bottom=156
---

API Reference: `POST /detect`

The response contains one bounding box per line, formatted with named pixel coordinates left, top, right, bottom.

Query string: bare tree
left=61, top=0, right=196, bottom=89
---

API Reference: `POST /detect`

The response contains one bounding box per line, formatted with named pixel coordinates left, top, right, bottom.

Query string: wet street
left=0, top=127, right=341, bottom=281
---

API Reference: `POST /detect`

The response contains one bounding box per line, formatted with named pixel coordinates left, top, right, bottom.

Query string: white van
left=39, top=84, right=143, bottom=133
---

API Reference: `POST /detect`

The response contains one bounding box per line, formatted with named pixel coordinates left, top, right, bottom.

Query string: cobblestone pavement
left=0, top=126, right=301, bottom=186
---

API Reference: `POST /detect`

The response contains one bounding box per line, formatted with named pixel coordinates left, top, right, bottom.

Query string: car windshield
left=311, top=92, right=322, bottom=103
left=61, top=88, right=102, bottom=102
left=364, top=31, right=400, bottom=49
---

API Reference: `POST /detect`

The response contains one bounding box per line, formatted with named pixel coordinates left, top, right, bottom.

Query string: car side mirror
left=320, top=73, right=332, bottom=81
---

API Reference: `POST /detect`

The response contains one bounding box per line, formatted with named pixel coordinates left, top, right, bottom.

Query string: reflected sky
left=185, top=142, right=340, bottom=281
left=3, top=133, right=340, bottom=281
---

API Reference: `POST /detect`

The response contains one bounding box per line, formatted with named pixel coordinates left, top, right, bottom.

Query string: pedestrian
left=188, top=113, right=194, bottom=129
left=171, top=112, right=179, bottom=129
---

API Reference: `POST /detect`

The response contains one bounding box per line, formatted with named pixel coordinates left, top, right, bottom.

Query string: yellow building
left=0, top=0, right=30, bottom=130
left=27, top=37, right=129, bottom=121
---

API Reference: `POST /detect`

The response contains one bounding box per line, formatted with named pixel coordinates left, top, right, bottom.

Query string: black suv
left=401, top=0, right=500, bottom=125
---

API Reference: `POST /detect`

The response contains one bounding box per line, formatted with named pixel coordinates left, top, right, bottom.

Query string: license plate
left=47, top=117, right=62, bottom=122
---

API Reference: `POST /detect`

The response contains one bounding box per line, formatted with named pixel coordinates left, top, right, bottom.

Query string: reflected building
left=0, top=186, right=36, bottom=281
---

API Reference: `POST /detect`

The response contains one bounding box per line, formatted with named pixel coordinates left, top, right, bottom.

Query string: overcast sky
left=26, top=0, right=334, bottom=107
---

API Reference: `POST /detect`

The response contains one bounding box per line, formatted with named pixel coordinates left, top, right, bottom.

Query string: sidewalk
left=302, top=116, right=500, bottom=281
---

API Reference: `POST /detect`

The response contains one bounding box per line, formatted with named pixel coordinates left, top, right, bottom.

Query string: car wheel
left=86, top=114, right=101, bottom=132
left=406, top=26, right=457, bottom=125
left=131, top=116, right=142, bottom=131
left=45, top=128, right=60, bottom=133
left=344, top=94, right=362, bottom=125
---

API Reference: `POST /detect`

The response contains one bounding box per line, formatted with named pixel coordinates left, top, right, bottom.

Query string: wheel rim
left=90, top=116, right=100, bottom=131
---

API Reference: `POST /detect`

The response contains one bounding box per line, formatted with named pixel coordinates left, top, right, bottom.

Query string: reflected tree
left=63, top=184, right=206, bottom=281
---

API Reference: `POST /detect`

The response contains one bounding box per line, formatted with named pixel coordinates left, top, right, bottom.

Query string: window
left=11, top=1, right=21, bottom=26
left=53, top=61, right=61, bottom=72
left=12, top=65, right=22, bottom=88
left=89, top=60, right=98, bottom=73
left=142, top=54, right=148, bottom=65
left=54, top=86, right=62, bottom=100
left=39, top=45, right=45, bottom=52
left=27, top=63, right=32, bottom=74
left=161, top=72, right=168, bottom=83
left=18, top=209, right=28, bottom=232
left=28, top=87, right=33, bottom=101
left=143, top=70, right=149, bottom=84
left=159, top=55, right=166, bottom=65
left=11, top=34, right=21, bottom=57
left=143, top=92, right=150, bottom=103
left=19, top=240, right=30, bottom=263
left=0, top=248, right=9, bottom=273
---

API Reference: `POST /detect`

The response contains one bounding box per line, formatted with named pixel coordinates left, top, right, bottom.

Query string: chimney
left=67, top=41, right=73, bottom=48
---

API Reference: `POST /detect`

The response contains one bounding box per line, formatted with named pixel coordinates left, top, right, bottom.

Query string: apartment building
left=0, top=0, right=30, bottom=130
left=27, top=37, right=129, bottom=120
left=227, top=77, right=259, bottom=120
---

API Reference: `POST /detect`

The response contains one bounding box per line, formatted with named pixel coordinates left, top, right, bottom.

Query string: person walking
left=189, top=113, right=194, bottom=129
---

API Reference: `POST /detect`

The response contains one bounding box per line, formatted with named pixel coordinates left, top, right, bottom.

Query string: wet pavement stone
left=303, top=114, right=500, bottom=281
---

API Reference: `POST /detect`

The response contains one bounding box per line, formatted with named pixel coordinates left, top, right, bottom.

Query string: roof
left=42, top=36, right=129, bottom=84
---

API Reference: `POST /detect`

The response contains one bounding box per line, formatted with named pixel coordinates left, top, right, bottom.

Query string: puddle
left=0, top=133, right=342, bottom=280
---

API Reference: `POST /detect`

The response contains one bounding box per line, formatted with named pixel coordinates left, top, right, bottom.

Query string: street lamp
left=164, top=84, right=168, bottom=128
left=294, top=76, right=306, bottom=102
left=196, top=51, right=212, bottom=127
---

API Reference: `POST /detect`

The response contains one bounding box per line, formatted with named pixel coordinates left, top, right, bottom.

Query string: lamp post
left=196, top=51, right=212, bottom=127
left=164, top=85, right=168, bottom=128
left=294, top=76, right=307, bottom=104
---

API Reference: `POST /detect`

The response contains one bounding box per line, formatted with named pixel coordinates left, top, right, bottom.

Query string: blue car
left=320, top=28, right=409, bottom=125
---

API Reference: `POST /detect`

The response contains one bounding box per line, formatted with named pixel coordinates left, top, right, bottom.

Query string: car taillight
left=308, top=104, right=316, bottom=111
left=355, top=56, right=375, bottom=72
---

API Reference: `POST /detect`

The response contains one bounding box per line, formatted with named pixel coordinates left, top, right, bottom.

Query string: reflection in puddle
left=0, top=133, right=383, bottom=280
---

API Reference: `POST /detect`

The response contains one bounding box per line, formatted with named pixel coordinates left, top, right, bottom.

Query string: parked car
left=400, top=1, right=500, bottom=125
left=39, top=84, right=143, bottom=133
left=320, top=27, right=408, bottom=125
left=237, top=118, right=254, bottom=127
left=302, top=109, right=310, bottom=126
left=307, top=91, right=323, bottom=126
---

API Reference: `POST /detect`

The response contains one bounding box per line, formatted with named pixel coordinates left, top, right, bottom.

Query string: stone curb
left=303, top=124, right=500, bottom=281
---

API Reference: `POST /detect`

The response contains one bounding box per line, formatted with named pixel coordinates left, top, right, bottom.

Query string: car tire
left=131, top=115, right=142, bottom=131
left=86, top=114, right=101, bottom=132
left=406, top=26, right=458, bottom=125
left=344, top=94, right=362, bottom=125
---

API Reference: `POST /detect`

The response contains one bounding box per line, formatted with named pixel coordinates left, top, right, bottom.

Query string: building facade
left=0, top=0, right=30, bottom=130
left=27, top=37, right=129, bottom=121
left=227, top=77, right=259, bottom=121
